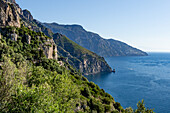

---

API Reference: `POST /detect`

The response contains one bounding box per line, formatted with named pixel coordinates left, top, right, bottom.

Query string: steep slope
left=0, top=25, right=154, bottom=113
left=0, top=1, right=123, bottom=112
left=53, top=33, right=112, bottom=75
left=0, top=0, right=112, bottom=75
left=0, top=24, right=124, bottom=113
left=43, top=23, right=148, bottom=57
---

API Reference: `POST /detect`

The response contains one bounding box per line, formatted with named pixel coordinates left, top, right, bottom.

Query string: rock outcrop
left=26, top=34, right=31, bottom=44
left=43, top=38, right=57, bottom=60
left=0, top=0, right=21, bottom=27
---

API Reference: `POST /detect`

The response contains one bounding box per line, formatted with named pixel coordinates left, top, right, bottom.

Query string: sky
left=15, top=0, right=170, bottom=52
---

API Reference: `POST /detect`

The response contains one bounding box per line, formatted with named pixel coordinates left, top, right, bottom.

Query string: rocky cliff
left=43, top=23, right=148, bottom=57
left=0, top=0, right=21, bottom=27
left=0, top=0, right=53, bottom=37
left=0, top=0, right=58, bottom=60
left=0, top=0, right=112, bottom=75
left=53, top=33, right=112, bottom=75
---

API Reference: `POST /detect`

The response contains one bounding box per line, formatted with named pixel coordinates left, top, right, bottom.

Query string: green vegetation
left=0, top=26, right=154, bottom=113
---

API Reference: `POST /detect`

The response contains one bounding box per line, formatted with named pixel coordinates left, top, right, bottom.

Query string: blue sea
left=85, top=53, right=170, bottom=113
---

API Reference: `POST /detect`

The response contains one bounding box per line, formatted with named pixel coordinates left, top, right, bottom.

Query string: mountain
left=0, top=1, right=121, bottom=112
left=0, top=20, right=121, bottom=113
left=53, top=33, right=112, bottom=75
left=0, top=1, right=116, bottom=112
left=43, top=23, right=148, bottom=57
left=0, top=0, right=111, bottom=75
left=0, top=0, right=154, bottom=112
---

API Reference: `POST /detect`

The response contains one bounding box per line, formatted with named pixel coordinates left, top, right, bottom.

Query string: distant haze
left=16, top=0, right=170, bottom=52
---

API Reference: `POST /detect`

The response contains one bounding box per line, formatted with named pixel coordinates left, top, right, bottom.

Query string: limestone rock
left=53, top=45, right=58, bottom=60
left=0, top=0, right=21, bottom=27
left=47, top=44, right=53, bottom=59
left=26, top=34, right=31, bottom=44
left=43, top=39, right=57, bottom=60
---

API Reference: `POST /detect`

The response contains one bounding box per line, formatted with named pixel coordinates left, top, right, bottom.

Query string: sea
left=85, top=53, right=170, bottom=113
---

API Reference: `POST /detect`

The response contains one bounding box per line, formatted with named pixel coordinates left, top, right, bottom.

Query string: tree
left=0, top=57, right=17, bottom=111
left=135, top=99, right=154, bottom=113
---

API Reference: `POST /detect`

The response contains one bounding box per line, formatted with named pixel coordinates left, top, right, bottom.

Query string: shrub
left=88, top=98, right=105, bottom=113
left=81, top=87, right=91, bottom=98
left=88, top=82, right=96, bottom=88
left=135, top=100, right=154, bottom=113
left=102, top=97, right=111, bottom=104
left=114, top=102, right=124, bottom=112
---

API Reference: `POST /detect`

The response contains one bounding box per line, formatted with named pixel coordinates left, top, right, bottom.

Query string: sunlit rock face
left=0, top=0, right=21, bottom=27
left=0, top=0, right=58, bottom=61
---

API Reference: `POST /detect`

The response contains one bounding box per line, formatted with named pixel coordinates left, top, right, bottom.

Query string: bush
left=114, top=102, right=122, bottom=112
left=88, top=82, right=96, bottom=88
left=135, top=99, right=154, bottom=113
left=88, top=98, right=105, bottom=113
left=81, top=87, right=91, bottom=98
left=102, top=97, right=111, bottom=104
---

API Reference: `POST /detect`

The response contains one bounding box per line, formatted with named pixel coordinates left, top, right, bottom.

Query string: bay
left=85, top=53, right=170, bottom=113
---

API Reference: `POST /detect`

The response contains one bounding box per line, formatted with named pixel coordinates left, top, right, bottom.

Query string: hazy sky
left=16, top=0, right=170, bottom=52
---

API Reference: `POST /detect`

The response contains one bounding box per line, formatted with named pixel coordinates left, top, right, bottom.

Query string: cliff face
left=42, top=38, right=57, bottom=60
left=0, top=0, right=53, bottom=37
left=53, top=33, right=112, bottom=75
left=0, top=0, right=58, bottom=60
left=43, top=23, right=148, bottom=57
left=0, top=0, right=21, bottom=27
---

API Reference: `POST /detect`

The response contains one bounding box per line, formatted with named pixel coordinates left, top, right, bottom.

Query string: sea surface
left=85, top=53, right=170, bottom=113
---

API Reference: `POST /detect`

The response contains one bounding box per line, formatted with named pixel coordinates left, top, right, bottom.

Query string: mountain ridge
left=43, top=22, right=148, bottom=57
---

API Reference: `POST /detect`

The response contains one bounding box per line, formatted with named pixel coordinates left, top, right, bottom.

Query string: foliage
left=134, top=100, right=154, bottom=113
left=0, top=26, right=154, bottom=113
